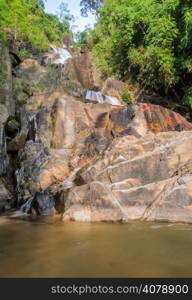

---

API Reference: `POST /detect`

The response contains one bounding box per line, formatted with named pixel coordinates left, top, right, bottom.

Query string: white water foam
left=85, top=90, right=122, bottom=106
left=105, top=95, right=122, bottom=106
left=51, top=46, right=72, bottom=65
left=85, top=91, right=104, bottom=103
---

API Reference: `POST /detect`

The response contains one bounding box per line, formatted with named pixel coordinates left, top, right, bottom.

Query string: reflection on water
left=0, top=216, right=192, bottom=278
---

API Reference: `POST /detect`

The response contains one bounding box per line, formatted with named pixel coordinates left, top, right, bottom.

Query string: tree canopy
left=80, top=0, right=104, bottom=16
left=0, top=0, right=72, bottom=55
left=88, top=0, right=192, bottom=105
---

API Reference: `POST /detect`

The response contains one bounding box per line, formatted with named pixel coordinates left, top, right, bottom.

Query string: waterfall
left=85, top=91, right=104, bottom=103
left=105, top=95, right=122, bottom=106
left=19, top=197, right=33, bottom=214
left=51, top=46, right=72, bottom=65
left=85, top=90, right=122, bottom=106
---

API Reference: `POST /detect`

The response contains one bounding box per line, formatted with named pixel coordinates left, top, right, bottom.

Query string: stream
left=0, top=216, right=192, bottom=277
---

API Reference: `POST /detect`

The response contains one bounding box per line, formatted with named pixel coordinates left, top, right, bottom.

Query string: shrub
left=122, top=92, right=132, bottom=104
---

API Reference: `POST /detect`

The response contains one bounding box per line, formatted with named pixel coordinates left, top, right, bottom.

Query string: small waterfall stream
left=51, top=45, right=72, bottom=65
left=85, top=91, right=104, bottom=103
left=19, top=197, right=33, bottom=214
left=85, top=90, right=123, bottom=106
left=105, top=95, right=122, bottom=106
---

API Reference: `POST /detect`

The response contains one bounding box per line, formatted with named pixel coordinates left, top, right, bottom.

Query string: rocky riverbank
left=0, top=43, right=192, bottom=223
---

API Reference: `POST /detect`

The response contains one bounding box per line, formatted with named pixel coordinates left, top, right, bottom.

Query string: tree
left=80, top=0, right=104, bottom=17
left=75, top=25, right=92, bottom=44
left=56, top=1, right=75, bottom=32
left=39, top=0, right=46, bottom=9
left=89, top=0, right=192, bottom=106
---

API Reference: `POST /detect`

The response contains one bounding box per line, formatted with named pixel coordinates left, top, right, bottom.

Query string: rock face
left=66, top=51, right=100, bottom=90
left=0, top=44, right=13, bottom=175
left=0, top=179, right=12, bottom=212
left=15, top=92, right=192, bottom=220
left=1, top=43, right=192, bottom=224
left=0, top=44, right=14, bottom=116
left=63, top=131, right=192, bottom=223
left=0, top=44, right=15, bottom=211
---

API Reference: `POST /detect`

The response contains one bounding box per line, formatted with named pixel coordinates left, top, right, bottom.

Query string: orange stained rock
left=39, top=163, right=70, bottom=190
left=140, top=103, right=192, bottom=133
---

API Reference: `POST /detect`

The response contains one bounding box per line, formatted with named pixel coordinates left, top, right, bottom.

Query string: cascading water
left=85, top=91, right=104, bottom=103
left=19, top=197, right=33, bottom=214
left=105, top=95, right=122, bottom=106
left=51, top=45, right=72, bottom=65
left=85, top=90, right=122, bottom=106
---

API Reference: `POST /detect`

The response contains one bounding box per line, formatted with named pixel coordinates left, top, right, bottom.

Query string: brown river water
left=0, top=215, right=192, bottom=278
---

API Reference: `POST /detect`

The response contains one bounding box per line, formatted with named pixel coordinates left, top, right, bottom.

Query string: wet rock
left=32, top=192, right=56, bottom=216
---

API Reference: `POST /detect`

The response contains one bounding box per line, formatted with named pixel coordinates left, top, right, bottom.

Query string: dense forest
left=81, top=0, right=192, bottom=106
left=0, top=0, right=192, bottom=106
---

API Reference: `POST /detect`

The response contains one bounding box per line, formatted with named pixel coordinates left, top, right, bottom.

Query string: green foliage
left=75, top=25, right=92, bottom=44
left=0, top=0, right=71, bottom=53
left=89, top=0, right=192, bottom=105
left=183, top=87, right=192, bottom=106
left=80, top=0, right=104, bottom=16
left=122, top=92, right=132, bottom=104
left=17, top=48, right=30, bottom=59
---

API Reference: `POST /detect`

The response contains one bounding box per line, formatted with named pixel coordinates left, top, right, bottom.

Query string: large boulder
left=66, top=51, right=99, bottom=90
left=63, top=131, right=192, bottom=223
